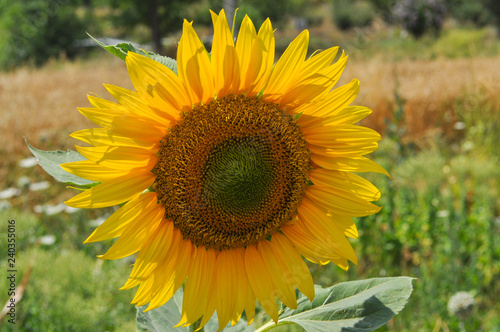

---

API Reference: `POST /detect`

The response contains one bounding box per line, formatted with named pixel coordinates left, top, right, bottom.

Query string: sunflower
left=63, top=9, right=387, bottom=331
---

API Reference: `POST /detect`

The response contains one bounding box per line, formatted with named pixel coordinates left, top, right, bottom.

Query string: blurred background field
left=0, top=0, right=499, bottom=331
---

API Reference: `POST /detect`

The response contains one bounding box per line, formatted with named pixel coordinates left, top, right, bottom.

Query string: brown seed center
left=153, top=94, right=310, bottom=249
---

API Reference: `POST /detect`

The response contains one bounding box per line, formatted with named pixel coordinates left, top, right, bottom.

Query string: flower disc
left=153, top=94, right=310, bottom=249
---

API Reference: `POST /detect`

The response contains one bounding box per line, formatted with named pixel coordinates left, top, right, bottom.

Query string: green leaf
left=87, top=33, right=178, bottom=74
left=136, top=289, right=188, bottom=332
left=265, top=277, right=414, bottom=332
left=26, top=140, right=97, bottom=187
left=147, top=53, right=178, bottom=75
left=136, top=287, right=254, bottom=332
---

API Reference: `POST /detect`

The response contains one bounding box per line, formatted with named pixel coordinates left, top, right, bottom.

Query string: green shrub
left=332, top=0, right=377, bottom=30
left=0, top=0, right=85, bottom=70
left=448, top=0, right=493, bottom=27
left=431, top=27, right=499, bottom=58
left=0, top=248, right=136, bottom=331
left=0, top=209, right=41, bottom=252
left=392, top=0, right=447, bottom=38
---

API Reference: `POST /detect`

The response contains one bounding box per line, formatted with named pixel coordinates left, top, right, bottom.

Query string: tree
left=0, top=0, right=85, bottom=70
left=392, top=0, right=447, bottom=38
left=109, top=0, right=197, bottom=54
left=482, top=0, right=500, bottom=28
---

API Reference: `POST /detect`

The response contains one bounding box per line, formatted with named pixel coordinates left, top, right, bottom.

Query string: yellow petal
left=84, top=192, right=158, bottom=243
left=213, top=249, right=236, bottom=331
left=65, top=171, right=154, bottom=209
left=310, top=155, right=390, bottom=177
left=131, top=273, right=155, bottom=305
left=303, top=125, right=382, bottom=158
left=78, top=107, right=166, bottom=142
left=110, top=115, right=167, bottom=142
left=244, top=244, right=279, bottom=323
left=99, top=205, right=164, bottom=260
left=257, top=239, right=297, bottom=308
left=178, top=247, right=217, bottom=327
left=301, top=46, right=339, bottom=74
left=299, top=106, right=372, bottom=127
left=322, top=106, right=372, bottom=126
left=271, top=233, right=315, bottom=300
left=236, top=15, right=258, bottom=92
left=105, top=84, right=175, bottom=125
left=177, top=20, right=214, bottom=104
left=210, top=9, right=219, bottom=26
left=331, top=257, right=350, bottom=271
left=258, top=19, right=275, bottom=73
left=61, top=160, right=129, bottom=182
left=307, top=141, right=379, bottom=158
left=77, top=107, right=126, bottom=129
left=148, top=229, right=192, bottom=311
left=304, top=186, right=382, bottom=217
left=244, top=279, right=256, bottom=325
left=281, top=219, right=344, bottom=265
left=328, top=213, right=359, bottom=239
left=126, top=52, right=190, bottom=112
left=303, top=123, right=381, bottom=143
left=121, top=221, right=174, bottom=289
left=87, top=94, right=125, bottom=110
left=230, top=247, right=247, bottom=325
left=211, top=9, right=238, bottom=97
left=246, top=18, right=274, bottom=96
left=309, top=168, right=381, bottom=201
left=70, top=128, right=158, bottom=150
left=264, top=30, right=309, bottom=103
left=76, top=145, right=157, bottom=171
left=297, top=78, right=359, bottom=117
left=146, top=231, right=192, bottom=309
left=281, top=52, right=348, bottom=110
left=298, top=197, right=358, bottom=264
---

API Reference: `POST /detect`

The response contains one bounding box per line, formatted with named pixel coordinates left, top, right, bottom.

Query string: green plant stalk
left=254, top=320, right=296, bottom=332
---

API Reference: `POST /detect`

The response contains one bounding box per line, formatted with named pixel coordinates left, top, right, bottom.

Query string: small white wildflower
left=448, top=291, right=475, bottom=319
left=29, top=181, right=50, bottom=191
left=19, top=157, right=38, bottom=168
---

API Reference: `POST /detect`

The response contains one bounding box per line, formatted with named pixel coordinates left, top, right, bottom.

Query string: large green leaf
left=136, top=278, right=412, bottom=332
left=264, top=277, right=414, bottom=332
left=148, top=53, right=178, bottom=75
left=87, top=34, right=177, bottom=74
left=26, top=141, right=97, bottom=187
left=136, top=287, right=254, bottom=332
left=136, top=289, right=188, bottom=332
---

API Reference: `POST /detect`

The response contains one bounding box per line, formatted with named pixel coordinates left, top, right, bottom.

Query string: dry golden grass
left=0, top=57, right=131, bottom=152
left=340, top=56, right=500, bottom=142
left=0, top=57, right=131, bottom=185
left=1, top=54, right=499, bottom=185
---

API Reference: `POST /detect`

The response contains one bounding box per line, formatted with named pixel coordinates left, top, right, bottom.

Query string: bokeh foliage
left=2, top=0, right=500, bottom=69
left=0, top=0, right=86, bottom=70
left=0, top=209, right=137, bottom=331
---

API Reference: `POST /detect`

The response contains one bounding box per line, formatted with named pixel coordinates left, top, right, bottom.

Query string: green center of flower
left=153, top=94, right=310, bottom=249
left=204, top=137, right=274, bottom=215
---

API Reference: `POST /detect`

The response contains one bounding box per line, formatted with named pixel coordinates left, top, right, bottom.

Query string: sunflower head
left=153, top=93, right=311, bottom=250
left=63, top=9, right=387, bottom=331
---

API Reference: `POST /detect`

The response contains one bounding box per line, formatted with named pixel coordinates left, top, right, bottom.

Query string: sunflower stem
left=254, top=320, right=293, bottom=332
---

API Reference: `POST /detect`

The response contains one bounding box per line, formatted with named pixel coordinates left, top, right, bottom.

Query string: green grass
left=0, top=209, right=136, bottom=331
left=341, top=26, right=500, bottom=61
